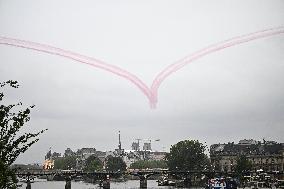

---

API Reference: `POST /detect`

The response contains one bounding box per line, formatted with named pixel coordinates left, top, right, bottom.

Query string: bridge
left=15, top=169, right=284, bottom=189
left=16, top=169, right=122, bottom=189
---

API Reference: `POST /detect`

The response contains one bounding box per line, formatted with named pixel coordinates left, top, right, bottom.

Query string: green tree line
left=130, top=160, right=167, bottom=169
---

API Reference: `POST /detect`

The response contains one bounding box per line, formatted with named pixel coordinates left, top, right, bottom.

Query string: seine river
left=18, top=179, right=195, bottom=189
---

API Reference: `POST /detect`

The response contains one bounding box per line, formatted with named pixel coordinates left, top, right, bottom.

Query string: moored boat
left=206, top=178, right=227, bottom=189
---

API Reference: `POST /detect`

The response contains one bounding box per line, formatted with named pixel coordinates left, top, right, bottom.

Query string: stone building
left=43, top=159, right=54, bottom=170
left=210, top=139, right=284, bottom=172
left=43, top=150, right=57, bottom=170
left=75, top=147, right=106, bottom=169
left=64, top=148, right=75, bottom=157
left=149, top=151, right=167, bottom=161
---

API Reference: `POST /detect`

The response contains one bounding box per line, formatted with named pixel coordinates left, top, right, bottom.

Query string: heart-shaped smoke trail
left=1, top=26, right=283, bottom=108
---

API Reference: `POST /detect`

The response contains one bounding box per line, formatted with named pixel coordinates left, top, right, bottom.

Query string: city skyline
left=0, top=0, right=284, bottom=164
left=13, top=134, right=284, bottom=165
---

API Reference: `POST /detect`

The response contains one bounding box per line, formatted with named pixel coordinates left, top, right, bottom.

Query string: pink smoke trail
left=0, top=36, right=151, bottom=100
left=150, top=27, right=284, bottom=107
left=0, top=26, right=283, bottom=108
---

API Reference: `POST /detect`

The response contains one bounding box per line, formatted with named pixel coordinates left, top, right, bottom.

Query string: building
left=149, top=151, right=167, bottom=161
left=64, top=148, right=75, bottom=157
left=143, top=142, right=152, bottom=151
left=44, top=132, right=166, bottom=170
left=43, top=149, right=55, bottom=170
left=210, top=139, right=284, bottom=172
left=75, top=147, right=106, bottom=169
left=132, top=142, right=139, bottom=151
left=43, top=159, right=54, bottom=170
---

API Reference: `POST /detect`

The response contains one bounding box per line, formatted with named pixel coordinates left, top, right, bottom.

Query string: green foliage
left=166, top=140, right=209, bottom=171
left=84, top=155, right=103, bottom=172
left=0, top=80, right=46, bottom=189
left=130, top=160, right=168, bottom=169
left=11, top=164, right=42, bottom=170
left=54, top=156, right=77, bottom=170
left=235, top=155, right=253, bottom=177
left=0, top=161, right=17, bottom=189
left=105, top=156, right=126, bottom=172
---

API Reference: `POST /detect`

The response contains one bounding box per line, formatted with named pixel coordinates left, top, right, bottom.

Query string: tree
left=54, top=156, right=77, bottom=170
left=105, top=156, right=126, bottom=172
left=130, top=160, right=168, bottom=169
left=0, top=80, right=46, bottom=189
left=84, top=155, right=103, bottom=172
left=166, top=140, right=209, bottom=171
left=235, top=155, right=252, bottom=177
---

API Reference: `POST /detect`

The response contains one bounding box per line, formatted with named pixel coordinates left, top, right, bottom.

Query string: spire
left=118, top=131, right=122, bottom=151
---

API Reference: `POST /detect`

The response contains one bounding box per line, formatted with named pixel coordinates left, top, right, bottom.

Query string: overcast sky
left=0, top=0, right=284, bottom=164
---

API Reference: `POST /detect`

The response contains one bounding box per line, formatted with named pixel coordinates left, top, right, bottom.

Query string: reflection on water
left=18, top=179, right=195, bottom=189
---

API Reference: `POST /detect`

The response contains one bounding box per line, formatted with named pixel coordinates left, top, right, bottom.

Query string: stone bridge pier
left=26, top=180, right=31, bottom=189
left=24, top=172, right=32, bottom=189
left=102, top=174, right=110, bottom=189
left=135, top=173, right=156, bottom=188
left=64, top=175, right=72, bottom=189
left=139, top=175, right=147, bottom=188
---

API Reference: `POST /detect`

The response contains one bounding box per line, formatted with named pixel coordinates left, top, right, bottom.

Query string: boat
left=17, top=175, right=35, bottom=183
left=206, top=178, right=227, bottom=189
left=275, top=180, right=284, bottom=189
left=74, top=175, right=84, bottom=182
left=250, top=181, right=270, bottom=189
left=244, top=171, right=274, bottom=189
left=157, top=176, right=175, bottom=186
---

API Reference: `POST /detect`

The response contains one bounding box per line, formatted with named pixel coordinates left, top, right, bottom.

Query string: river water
left=18, top=179, right=195, bottom=189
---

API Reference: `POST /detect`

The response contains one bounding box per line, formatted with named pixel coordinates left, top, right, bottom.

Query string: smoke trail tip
left=149, top=101, right=157, bottom=109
